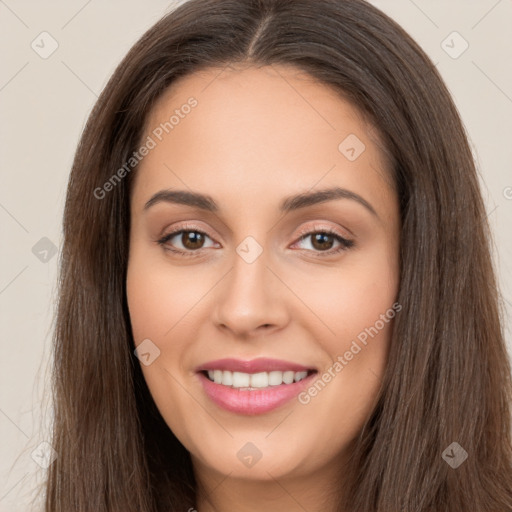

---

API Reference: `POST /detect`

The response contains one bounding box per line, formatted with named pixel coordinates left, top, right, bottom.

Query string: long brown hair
left=43, top=0, right=512, bottom=510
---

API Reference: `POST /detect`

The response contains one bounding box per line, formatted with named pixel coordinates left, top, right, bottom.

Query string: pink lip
left=196, top=357, right=315, bottom=373
left=195, top=358, right=317, bottom=415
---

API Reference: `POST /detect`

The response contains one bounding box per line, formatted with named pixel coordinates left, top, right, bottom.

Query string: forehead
left=131, top=64, right=394, bottom=216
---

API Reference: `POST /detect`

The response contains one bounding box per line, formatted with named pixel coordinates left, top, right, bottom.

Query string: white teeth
left=232, top=372, right=250, bottom=387
left=283, top=371, right=295, bottom=384
left=204, top=369, right=311, bottom=388
left=250, top=372, right=268, bottom=388
left=268, top=371, right=283, bottom=385
left=222, top=370, right=233, bottom=386
left=294, top=371, right=308, bottom=382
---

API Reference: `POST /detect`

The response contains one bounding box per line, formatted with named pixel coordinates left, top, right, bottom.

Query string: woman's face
left=127, top=64, right=400, bottom=486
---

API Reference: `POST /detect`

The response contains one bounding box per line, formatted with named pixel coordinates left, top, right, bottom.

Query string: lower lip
left=197, top=371, right=316, bottom=415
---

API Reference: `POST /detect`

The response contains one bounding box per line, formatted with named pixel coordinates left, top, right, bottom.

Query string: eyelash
left=156, top=223, right=355, bottom=258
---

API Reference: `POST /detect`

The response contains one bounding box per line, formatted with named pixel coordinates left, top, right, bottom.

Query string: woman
left=44, top=0, right=512, bottom=510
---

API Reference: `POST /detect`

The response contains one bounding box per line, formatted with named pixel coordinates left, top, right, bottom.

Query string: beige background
left=1, top=0, right=511, bottom=510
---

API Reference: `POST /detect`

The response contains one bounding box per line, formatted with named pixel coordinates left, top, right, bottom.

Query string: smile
left=195, top=358, right=317, bottom=415
left=204, top=369, right=310, bottom=388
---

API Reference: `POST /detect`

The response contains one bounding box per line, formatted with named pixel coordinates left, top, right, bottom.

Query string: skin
left=126, top=63, right=400, bottom=512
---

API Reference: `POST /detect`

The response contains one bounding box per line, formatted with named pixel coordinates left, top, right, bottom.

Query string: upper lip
left=196, top=358, right=316, bottom=374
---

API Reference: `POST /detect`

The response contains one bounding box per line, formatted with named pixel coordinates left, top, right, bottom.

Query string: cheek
left=289, top=240, right=398, bottom=415
left=125, top=251, right=191, bottom=399
left=126, top=251, right=205, bottom=341
left=287, top=242, right=399, bottom=352
left=126, top=253, right=201, bottom=443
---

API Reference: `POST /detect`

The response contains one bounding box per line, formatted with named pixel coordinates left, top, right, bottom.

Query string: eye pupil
left=311, top=233, right=334, bottom=251
left=183, top=231, right=204, bottom=249
left=160, top=228, right=350, bottom=257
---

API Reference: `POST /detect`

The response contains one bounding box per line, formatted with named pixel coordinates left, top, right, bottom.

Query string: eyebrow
left=143, top=186, right=378, bottom=217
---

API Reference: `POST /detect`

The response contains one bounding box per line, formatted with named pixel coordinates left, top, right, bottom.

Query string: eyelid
left=289, top=223, right=355, bottom=256
left=157, top=220, right=354, bottom=256
left=159, top=220, right=351, bottom=242
left=294, top=222, right=352, bottom=241
left=156, top=222, right=218, bottom=247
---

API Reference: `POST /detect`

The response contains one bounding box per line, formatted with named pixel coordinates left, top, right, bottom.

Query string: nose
left=212, top=243, right=289, bottom=339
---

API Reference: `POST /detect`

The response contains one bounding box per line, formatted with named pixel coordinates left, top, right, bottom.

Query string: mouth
left=195, top=358, right=318, bottom=415
left=200, top=368, right=315, bottom=388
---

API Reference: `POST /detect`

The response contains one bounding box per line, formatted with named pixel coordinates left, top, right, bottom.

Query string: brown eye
left=309, top=232, right=336, bottom=251
left=180, top=231, right=205, bottom=250
left=157, top=227, right=217, bottom=257
left=293, top=228, right=355, bottom=257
